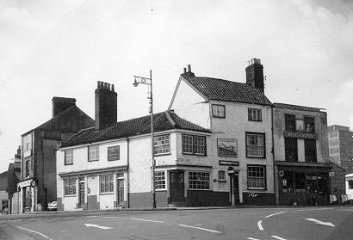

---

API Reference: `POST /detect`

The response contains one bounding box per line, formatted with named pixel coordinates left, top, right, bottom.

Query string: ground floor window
left=247, top=165, right=266, bottom=190
left=100, top=174, right=114, bottom=193
left=155, top=171, right=166, bottom=189
left=348, top=180, right=353, bottom=189
left=64, top=179, right=76, bottom=196
left=188, top=172, right=210, bottom=190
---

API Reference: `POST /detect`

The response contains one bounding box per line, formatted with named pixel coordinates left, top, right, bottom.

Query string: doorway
left=169, top=171, right=184, bottom=204
left=78, top=177, right=85, bottom=208
left=230, top=174, right=240, bottom=205
left=117, top=179, right=124, bottom=205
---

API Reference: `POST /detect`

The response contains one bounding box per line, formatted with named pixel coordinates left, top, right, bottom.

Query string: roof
left=181, top=74, right=272, bottom=106
left=22, top=106, right=94, bottom=136
left=61, top=111, right=210, bottom=147
left=273, top=102, right=323, bottom=113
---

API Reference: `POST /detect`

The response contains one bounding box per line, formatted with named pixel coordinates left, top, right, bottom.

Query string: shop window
left=294, top=172, right=306, bottom=189
left=100, top=174, right=114, bottom=193
left=247, top=165, right=266, bottom=190
left=212, top=104, right=225, bottom=118
left=246, top=133, right=265, bottom=158
left=305, top=139, right=317, bottom=163
left=65, top=149, right=73, bottom=165
left=154, top=135, right=170, bottom=155
left=285, top=138, right=298, bottom=162
left=64, top=179, right=76, bottom=196
left=189, top=172, right=210, bottom=190
left=348, top=180, right=353, bottom=189
left=248, top=108, right=262, bottom=121
left=88, top=145, right=99, bottom=162
left=182, top=135, right=206, bottom=156
left=285, top=114, right=296, bottom=131
left=155, top=171, right=166, bottom=189
left=108, top=145, right=120, bottom=161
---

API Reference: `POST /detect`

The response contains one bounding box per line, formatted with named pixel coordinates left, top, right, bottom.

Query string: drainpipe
left=271, top=105, right=279, bottom=205
left=126, top=137, right=130, bottom=208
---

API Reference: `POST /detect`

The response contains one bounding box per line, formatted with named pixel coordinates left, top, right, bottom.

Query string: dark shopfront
left=277, top=163, right=330, bottom=206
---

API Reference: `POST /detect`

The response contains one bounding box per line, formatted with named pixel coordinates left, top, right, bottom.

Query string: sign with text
left=219, top=160, right=239, bottom=166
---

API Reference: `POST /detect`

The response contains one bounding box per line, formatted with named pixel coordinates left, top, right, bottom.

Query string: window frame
left=285, top=137, right=298, bottom=162
left=245, top=132, right=266, bottom=158
left=107, top=145, right=120, bottom=161
left=248, top=108, right=262, bottom=121
left=304, top=139, right=317, bottom=163
left=100, top=174, right=114, bottom=194
left=247, top=165, right=266, bottom=190
left=182, top=135, right=207, bottom=156
left=88, top=145, right=99, bottom=162
left=304, top=116, right=315, bottom=133
left=154, top=135, right=171, bottom=156
left=348, top=180, right=353, bottom=189
left=64, top=149, right=73, bottom=165
left=154, top=171, right=166, bottom=190
left=64, top=178, right=77, bottom=196
left=211, top=104, right=226, bottom=118
left=188, top=171, right=210, bottom=190
left=285, top=114, right=296, bottom=131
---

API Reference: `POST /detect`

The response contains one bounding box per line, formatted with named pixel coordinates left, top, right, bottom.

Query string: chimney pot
left=187, top=64, right=191, bottom=72
left=183, top=68, right=187, bottom=73
left=112, top=84, right=115, bottom=92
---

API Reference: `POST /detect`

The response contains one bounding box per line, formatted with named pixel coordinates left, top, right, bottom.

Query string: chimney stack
left=52, top=97, right=76, bottom=117
left=95, top=81, right=117, bottom=130
left=182, top=64, right=195, bottom=77
left=245, top=58, right=264, bottom=93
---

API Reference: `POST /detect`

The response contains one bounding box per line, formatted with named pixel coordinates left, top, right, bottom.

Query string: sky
left=0, top=0, right=353, bottom=173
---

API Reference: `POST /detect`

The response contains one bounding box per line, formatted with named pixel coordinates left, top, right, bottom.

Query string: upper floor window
left=285, top=114, right=315, bottom=133
left=285, top=138, right=298, bottom=162
left=305, top=139, right=317, bottom=163
left=65, top=149, right=73, bottom=165
left=25, top=158, right=31, bottom=178
left=247, top=165, right=266, bottom=190
left=212, top=104, right=225, bottom=118
left=189, top=172, right=210, bottom=190
left=285, top=114, right=296, bottom=131
left=248, top=108, right=262, bottom=121
left=88, top=145, right=99, bottom=162
left=108, top=145, right=120, bottom=161
left=304, top=116, right=315, bottom=133
left=64, top=179, right=76, bottom=196
left=154, top=135, right=170, bottom=155
left=100, top=174, right=114, bottom=193
left=155, top=171, right=166, bottom=189
left=246, top=133, right=265, bottom=158
left=182, top=135, right=206, bottom=156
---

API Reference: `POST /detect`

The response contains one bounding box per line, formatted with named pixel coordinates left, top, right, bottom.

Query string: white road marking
left=247, top=237, right=260, bottom=240
left=84, top=223, right=112, bottom=230
left=305, top=218, right=335, bottom=227
left=130, top=218, right=164, bottom=223
left=272, top=235, right=287, bottom=240
left=257, top=220, right=264, bottom=231
left=85, top=216, right=98, bottom=218
left=265, top=211, right=285, bottom=218
left=15, top=226, right=53, bottom=240
left=178, top=224, right=222, bottom=234
left=316, top=208, right=333, bottom=211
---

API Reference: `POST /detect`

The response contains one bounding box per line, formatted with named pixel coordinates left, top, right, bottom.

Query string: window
left=246, top=133, right=265, bottom=158
left=182, top=135, right=206, bottom=156
left=305, top=139, right=317, bottom=163
left=212, top=104, right=225, bottom=118
left=108, top=146, right=120, bottom=161
left=189, top=172, right=210, bottom=189
left=155, top=171, right=166, bottom=189
left=25, top=159, right=31, bottom=178
left=285, top=138, right=298, bottom=162
left=348, top=180, right=353, bottom=189
left=285, top=114, right=296, bottom=131
left=154, top=135, right=170, bottom=155
left=304, top=116, right=315, bottom=133
left=65, top=149, right=73, bottom=165
left=88, top=145, right=99, bottom=162
left=296, top=119, right=304, bottom=131
left=100, top=174, right=114, bottom=193
left=64, top=179, right=76, bottom=196
left=218, top=170, right=226, bottom=181
left=248, top=108, right=262, bottom=121
left=247, top=165, right=266, bottom=190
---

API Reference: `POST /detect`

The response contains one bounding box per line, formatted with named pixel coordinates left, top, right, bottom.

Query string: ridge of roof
left=181, top=75, right=272, bottom=106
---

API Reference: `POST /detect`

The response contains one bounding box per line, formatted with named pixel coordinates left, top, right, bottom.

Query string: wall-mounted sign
left=282, top=179, right=287, bottom=186
left=279, top=170, right=284, bottom=177
left=218, top=138, right=237, bottom=157
left=219, top=160, right=239, bottom=166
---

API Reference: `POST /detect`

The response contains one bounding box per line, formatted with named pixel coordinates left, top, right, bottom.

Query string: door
left=117, top=179, right=124, bottom=205
left=230, top=174, right=240, bottom=205
left=78, top=178, right=85, bottom=207
left=169, top=171, right=184, bottom=203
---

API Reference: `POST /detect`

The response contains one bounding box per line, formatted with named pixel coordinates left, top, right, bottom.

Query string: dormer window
left=212, top=104, right=225, bottom=118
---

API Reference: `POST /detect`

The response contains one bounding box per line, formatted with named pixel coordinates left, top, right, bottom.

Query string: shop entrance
left=78, top=177, right=85, bottom=207
left=229, top=173, right=240, bottom=206
left=169, top=171, right=184, bottom=204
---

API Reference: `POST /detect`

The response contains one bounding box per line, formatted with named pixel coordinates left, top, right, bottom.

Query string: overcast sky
left=0, top=0, right=353, bottom=173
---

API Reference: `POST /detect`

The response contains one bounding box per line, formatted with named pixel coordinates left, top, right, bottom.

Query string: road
left=1, top=207, right=352, bottom=240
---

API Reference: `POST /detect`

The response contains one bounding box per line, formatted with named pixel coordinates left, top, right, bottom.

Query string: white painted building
left=168, top=61, right=275, bottom=205
left=346, top=173, right=353, bottom=201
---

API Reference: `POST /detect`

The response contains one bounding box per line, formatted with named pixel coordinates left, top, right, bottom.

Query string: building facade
left=328, top=125, right=353, bottom=174
left=16, top=97, right=94, bottom=213
left=168, top=60, right=275, bottom=205
left=273, top=103, right=330, bottom=205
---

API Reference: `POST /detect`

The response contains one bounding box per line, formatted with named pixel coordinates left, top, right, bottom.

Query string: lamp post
left=133, top=70, right=156, bottom=209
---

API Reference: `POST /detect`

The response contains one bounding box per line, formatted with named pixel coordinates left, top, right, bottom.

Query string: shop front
left=17, top=179, right=37, bottom=213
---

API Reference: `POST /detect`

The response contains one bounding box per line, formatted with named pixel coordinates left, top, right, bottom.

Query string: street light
left=133, top=70, right=156, bottom=209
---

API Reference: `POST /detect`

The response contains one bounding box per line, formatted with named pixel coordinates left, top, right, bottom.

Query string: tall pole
left=133, top=70, right=156, bottom=209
